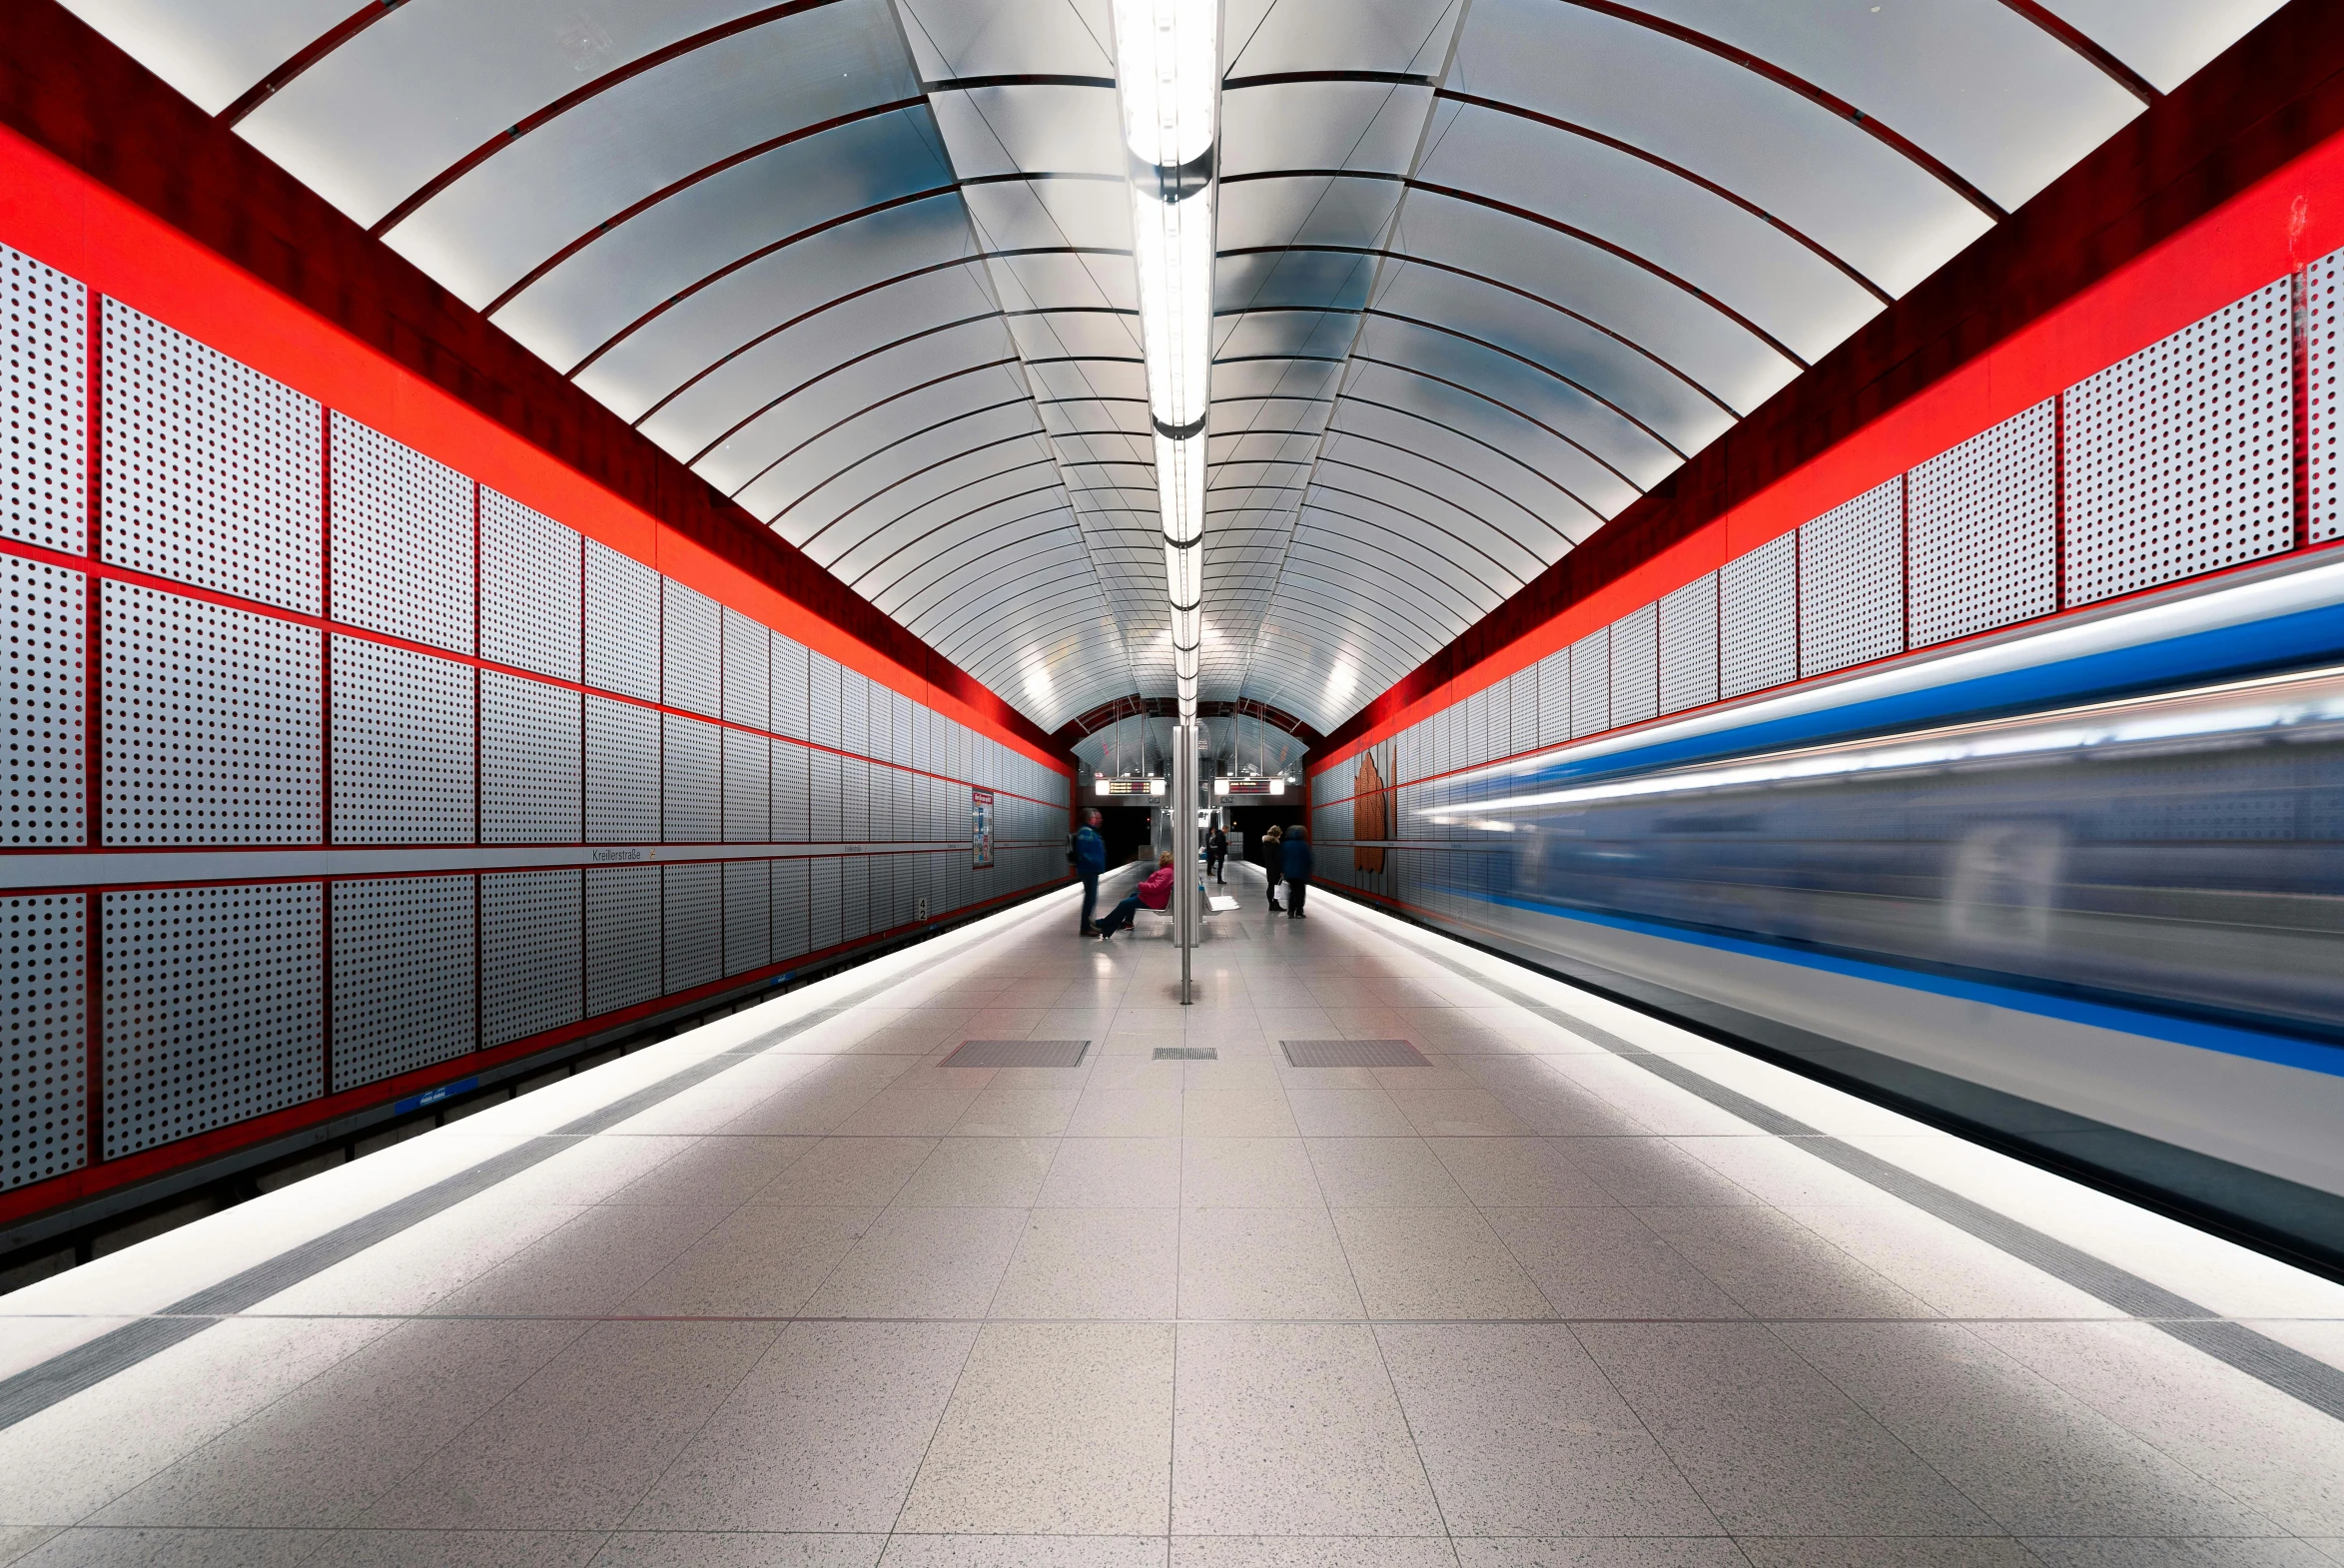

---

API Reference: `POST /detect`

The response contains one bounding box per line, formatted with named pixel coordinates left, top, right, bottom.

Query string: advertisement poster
left=971, top=787, right=995, bottom=869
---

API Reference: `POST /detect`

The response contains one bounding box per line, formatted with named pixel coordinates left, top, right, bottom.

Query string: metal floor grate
left=1281, top=1038, right=1428, bottom=1069
left=943, top=1039, right=1091, bottom=1069
left=1153, top=1046, right=1217, bottom=1061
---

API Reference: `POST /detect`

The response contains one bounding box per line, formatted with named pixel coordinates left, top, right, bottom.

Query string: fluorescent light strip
left=1114, top=0, right=1217, bottom=718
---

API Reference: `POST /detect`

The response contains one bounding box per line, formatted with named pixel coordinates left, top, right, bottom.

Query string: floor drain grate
left=943, top=1039, right=1091, bottom=1069
left=1153, top=1046, right=1217, bottom=1061
left=1281, top=1038, right=1428, bottom=1068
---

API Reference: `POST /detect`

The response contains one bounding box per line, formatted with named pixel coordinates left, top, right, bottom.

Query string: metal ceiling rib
left=60, top=0, right=2288, bottom=735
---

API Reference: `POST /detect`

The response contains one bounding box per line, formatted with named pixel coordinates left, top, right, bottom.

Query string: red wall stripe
left=1314, top=117, right=2344, bottom=773
left=0, top=122, right=1070, bottom=781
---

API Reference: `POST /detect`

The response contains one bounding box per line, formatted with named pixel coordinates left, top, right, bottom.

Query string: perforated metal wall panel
left=720, top=607, right=769, bottom=730
left=2066, top=280, right=2294, bottom=604
left=1610, top=603, right=1660, bottom=728
left=1529, top=654, right=1565, bottom=751
left=2, top=245, right=85, bottom=555
left=583, top=540, right=658, bottom=702
left=662, top=861, right=722, bottom=994
left=773, top=740, right=810, bottom=841
left=723, top=858, right=771, bottom=976
left=892, top=690, right=915, bottom=772
left=329, top=414, right=472, bottom=652
left=102, top=882, right=322, bottom=1158
left=1506, top=668, right=1537, bottom=756
left=773, top=856, right=811, bottom=962
left=104, top=582, right=322, bottom=845
left=480, top=488, right=581, bottom=682
left=662, top=714, right=721, bottom=843
left=867, top=855, right=895, bottom=935
left=1720, top=532, right=1798, bottom=698
left=839, top=667, right=869, bottom=760
left=841, top=854, right=869, bottom=943
left=481, top=869, right=581, bottom=1048
left=584, top=864, right=659, bottom=1017
left=584, top=694, right=657, bottom=843
left=867, top=762, right=895, bottom=843
left=809, top=747, right=841, bottom=841
left=1569, top=627, right=1609, bottom=739
left=2308, top=249, right=2343, bottom=545
left=3, top=560, right=84, bottom=847
left=480, top=670, right=581, bottom=843
left=809, top=856, right=842, bottom=953
left=0, top=894, right=84, bottom=1190
left=808, top=650, right=841, bottom=750
left=864, top=684, right=891, bottom=767
left=1461, top=687, right=1487, bottom=768
left=1800, top=478, right=1905, bottom=677
left=332, top=635, right=474, bottom=844
left=1909, top=399, right=2057, bottom=647
left=331, top=875, right=475, bottom=1092
left=723, top=726, right=769, bottom=844
left=772, top=633, right=809, bottom=739
left=1657, top=574, right=1719, bottom=715
left=662, top=580, right=720, bottom=718
left=102, top=302, right=320, bottom=612
left=840, top=754, right=868, bottom=842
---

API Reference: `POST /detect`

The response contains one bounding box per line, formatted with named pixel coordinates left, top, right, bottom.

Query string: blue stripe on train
left=1475, top=890, right=2344, bottom=1080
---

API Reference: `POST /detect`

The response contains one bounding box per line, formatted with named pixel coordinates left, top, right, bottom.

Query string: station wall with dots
left=0, top=244, right=1072, bottom=1204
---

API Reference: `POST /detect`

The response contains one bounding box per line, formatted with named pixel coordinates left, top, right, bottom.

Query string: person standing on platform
left=1261, top=824, right=1284, bottom=913
left=1282, top=824, right=1313, bottom=919
left=1206, top=823, right=1228, bottom=883
left=1072, top=808, right=1107, bottom=936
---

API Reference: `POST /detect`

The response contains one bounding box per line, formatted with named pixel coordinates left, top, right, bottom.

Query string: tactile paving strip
left=943, top=1039, right=1090, bottom=1068
left=1280, top=1038, right=1428, bottom=1068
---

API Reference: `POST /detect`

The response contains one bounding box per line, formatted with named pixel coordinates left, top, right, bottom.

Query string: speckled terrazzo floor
left=2, top=862, right=2341, bottom=1568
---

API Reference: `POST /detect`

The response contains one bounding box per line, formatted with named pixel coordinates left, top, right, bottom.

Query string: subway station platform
left=2, top=865, right=2341, bottom=1568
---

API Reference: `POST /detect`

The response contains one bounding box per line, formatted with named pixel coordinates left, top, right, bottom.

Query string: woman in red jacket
left=1094, top=851, right=1177, bottom=938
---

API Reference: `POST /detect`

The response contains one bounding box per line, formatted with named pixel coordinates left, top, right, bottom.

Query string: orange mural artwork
left=1353, top=751, right=1387, bottom=873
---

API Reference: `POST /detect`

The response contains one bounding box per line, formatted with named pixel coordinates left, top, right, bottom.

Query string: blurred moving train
left=1398, top=659, right=2344, bottom=1270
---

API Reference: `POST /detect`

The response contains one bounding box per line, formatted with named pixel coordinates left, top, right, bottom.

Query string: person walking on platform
left=1261, top=824, right=1284, bottom=912
left=1096, top=851, right=1176, bottom=938
left=1071, top=808, right=1107, bottom=936
left=1281, top=824, right=1313, bottom=919
left=1206, top=823, right=1228, bottom=883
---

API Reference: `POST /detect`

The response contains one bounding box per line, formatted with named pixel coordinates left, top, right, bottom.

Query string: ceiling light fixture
left=1113, top=0, right=1217, bottom=721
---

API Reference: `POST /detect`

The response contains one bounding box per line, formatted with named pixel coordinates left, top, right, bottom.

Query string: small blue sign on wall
left=394, top=1077, right=479, bottom=1116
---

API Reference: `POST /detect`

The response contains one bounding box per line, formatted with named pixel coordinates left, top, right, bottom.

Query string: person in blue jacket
left=1280, top=824, right=1313, bottom=920
left=1070, top=808, right=1108, bottom=936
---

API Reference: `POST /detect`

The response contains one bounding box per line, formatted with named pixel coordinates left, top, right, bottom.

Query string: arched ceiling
left=64, top=0, right=2284, bottom=733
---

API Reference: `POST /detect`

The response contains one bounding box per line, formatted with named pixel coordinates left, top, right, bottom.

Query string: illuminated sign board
left=1096, top=777, right=1166, bottom=796
left=1214, top=778, right=1284, bottom=796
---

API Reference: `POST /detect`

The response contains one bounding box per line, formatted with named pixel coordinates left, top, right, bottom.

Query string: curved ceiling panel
left=240, top=0, right=774, bottom=227
left=64, top=0, right=2284, bottom=734
left=385, top=1, right=916, bottom=308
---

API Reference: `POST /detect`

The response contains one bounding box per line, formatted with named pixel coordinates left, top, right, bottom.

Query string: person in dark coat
left=1071, top=808, right=1107, bottom=935
left=1260, top=824, right=1284, bottom=912
left=1281, top=824, right=1313, bottom=919
left=1206, top=824, right=1228, bottom=883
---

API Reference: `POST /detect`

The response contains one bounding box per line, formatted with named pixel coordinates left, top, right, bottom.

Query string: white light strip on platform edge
left=1114, top=0, right=1216, bottom=719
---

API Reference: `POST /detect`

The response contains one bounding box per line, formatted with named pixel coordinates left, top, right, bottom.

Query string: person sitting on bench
left=1095, top=851, right=1176, bottom=938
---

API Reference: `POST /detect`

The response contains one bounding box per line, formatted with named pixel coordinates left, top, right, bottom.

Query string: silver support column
left=1173, top=719, right=1198, bottom=1004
